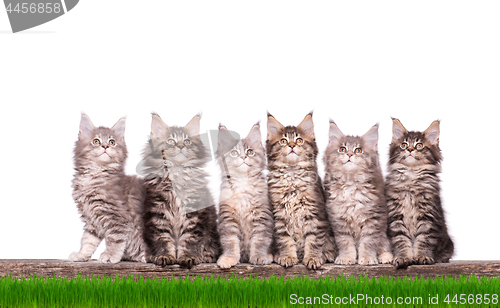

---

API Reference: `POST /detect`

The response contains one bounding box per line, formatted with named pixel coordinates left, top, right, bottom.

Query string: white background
left=0, top=1, right=498, bottom=261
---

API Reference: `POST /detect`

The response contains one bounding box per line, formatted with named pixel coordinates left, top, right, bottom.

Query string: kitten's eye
left=416, top=143, right=424, bottom=150
left=230, top=150, right=239, bottom=157
left=167, top=139, right=176, bottom=145
left=401, top=143, right=408, bottom=150
left=339, top=147, right=346, bottom=153
left=296, top=138, right=304, bottom=145
left=246, top=149, right=255, bottom=156
left=280, top=138, right=288, bottom=145
left=109, top=139, right=116, bottom=146
left=92, top=139, right=101, bottom=146
left=355, top=148, right=362, bottom=154
left=183, top=139, right=191, bottom=145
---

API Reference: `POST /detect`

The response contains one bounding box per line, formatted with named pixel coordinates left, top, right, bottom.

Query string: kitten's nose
left=102, top=145, right=109, bottom=150
left=347, top=153, right=353, bottom=158
left=178, top=145, right=184, bottom=149
left=289, top=141, right=296, bottom=148
left=408, top=147, right=414, bottom=153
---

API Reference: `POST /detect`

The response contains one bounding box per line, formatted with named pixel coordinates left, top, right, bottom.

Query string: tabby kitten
left=216, top=123, right=274, bottom=268
left=69, top=114, right=146, bottom=263
left=267, top=112, right=337, bottom=270
left=141, top=114, right=220, bottom=268
left=324, top=121, right=393, bottom=265
left=386, top=118, right=454, bottom=269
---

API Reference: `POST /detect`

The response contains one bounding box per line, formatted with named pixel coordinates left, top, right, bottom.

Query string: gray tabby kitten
left=141, top=114, right=220, bottom=268
left=216, top=123, right=274, bottom=268
left=386, top=118, right=454, bottom=269
left=267, top=112, right=337, bottom=270
left=69, top=114, right=146, bottom=263
left=324, top=121, right=393, bottom=265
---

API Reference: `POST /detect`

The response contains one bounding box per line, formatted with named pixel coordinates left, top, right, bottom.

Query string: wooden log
left=0, top=260, right=499, bottom=279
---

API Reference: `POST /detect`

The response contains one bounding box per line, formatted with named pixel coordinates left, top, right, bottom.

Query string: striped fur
left=266, top=113, right=337, bottom=270
left=216, top=124, right=274, bottom=268
left=324, top=122, right=392, bottom=265
left=70, top=114, right=147, bottom=263
left=386, top=119, right=454, bottom=269
left=142, top=114, right=220, bottom=268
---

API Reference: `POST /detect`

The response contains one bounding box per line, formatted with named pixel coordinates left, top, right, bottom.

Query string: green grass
left=0, top=274, right=499, bottom=307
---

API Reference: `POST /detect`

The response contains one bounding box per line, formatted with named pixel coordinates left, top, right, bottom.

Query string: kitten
left=141, top=113, right=220, bottom=268
left=216, top=123, right=274, bottom=269
left=323, top=121, right=393, bottom=265
left=69, top=114, right=146, bottom=263
left=266, top=112, right=337, bottom=270
left=386, top=118, right=454, bottom=269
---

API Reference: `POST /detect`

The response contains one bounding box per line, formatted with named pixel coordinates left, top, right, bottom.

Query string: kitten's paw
left=414, top=256, right=435, bottom=265
left=323, top=250, right=337, bottom=263
left=249, top=254, right=273, bottom=265
left=178, top=256, right=198, bottom=269
left=217, top=256, right=238, bottom=269
left=378, top=252, right=394, bottom=264
left=393, top=256, right=413, bottom=269
left=98, top=252, right=121, bottom=264
left=154, top=255, right=176, bottom=267
left=303, top=257, right=323, bottom=270
left=277, top=256, right=299, bottom=268
left=68, top=252, right=90, bottom=262
left=334, top=255, right=356, bottom=265
left=358, top=255, right=378, bottom=266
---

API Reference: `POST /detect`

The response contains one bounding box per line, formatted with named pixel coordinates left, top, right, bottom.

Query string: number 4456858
left=444, top=294, right=498, bottom=305
left=6, top=3, right=62, bottom=14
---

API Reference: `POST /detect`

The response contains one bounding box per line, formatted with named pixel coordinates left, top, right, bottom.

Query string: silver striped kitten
left=216, top=123, right=274, bottom=269
left=267, top=112, right=337, bottom=270
left=70, top=114, right=146, bottom=263
left=323, top=121, right=393, bottom=265
left=386, top=118, right=454, bottom=269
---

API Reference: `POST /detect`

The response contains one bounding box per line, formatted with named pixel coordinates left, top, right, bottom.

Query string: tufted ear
left=246, top=123, right=263, bottom=149
left=328, top=120, right=344, bottom=146
left=267, top=112, right=284, bottom=140
left=217, top=124, right=238, bottom=155
left=79, top=114, right=95, bottom=140
left=184, top=114, right=201, bottom=136
left=392, top=118, right=408, bottom=142
left=424, top=120, right=440, bottom=145
left=361, top=123, right=379, bottom=152
left=151, top=113, right=168, bottom=139
left=297, top=112, right=315, bottom=139
left=111, top=117, right=126, bottom=141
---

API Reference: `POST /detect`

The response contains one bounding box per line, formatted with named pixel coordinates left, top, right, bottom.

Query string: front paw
left=393, top=256, right=413, bottom=269
left=153, top=255, right=176, bottom=267
left=277, top=256, right=299, bottom=268
left=249, top=254, right=273, bottom=265
left=414, top=256, right=435, bottom=265
left=303, top=257, right=323, bottom=270
left=378, top=252, right=394, bottom=264
left=358, top=255, right=378, bottom=266
left=178, top=256, right=198, bottom=269
left=217, top=256, right=238, bottom=269
left=68, top=252, right=90, bottom=262
left=99, top=252, right=121, bottom=264
left=334, top=255, right=356, bottom=265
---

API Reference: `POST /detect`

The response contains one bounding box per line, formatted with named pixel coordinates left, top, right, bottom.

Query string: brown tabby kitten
left=386, top=118, right=454, bottom=269
left=266, top=112, right=337, bottom=270
left=141, top=114, right=220, bottom=268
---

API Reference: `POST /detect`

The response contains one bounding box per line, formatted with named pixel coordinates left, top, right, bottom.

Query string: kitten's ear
left=246, top=123, right=263, bottom=149
left=217, top=124, right=238, bottom=154
left=424, top=120, right=440, bottom=145
left=79, top=114, right=95, bottom=140
left=297, top=112, right=315, bottom=139
left=151, top=114, right=168, bottom=139
left=328, top=120, right=344, bottom=146
left=185, top=114, right=201, bottom=136
left=362, top=123, right=379, bottom=152
left=111, top=117, right=126, bottom=141
left=267, top=113, right=284, bottom=139
left=392, top=118, right=408, bottom=142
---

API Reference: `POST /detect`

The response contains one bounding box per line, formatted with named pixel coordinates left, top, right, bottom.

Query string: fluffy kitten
left=216, top=123, right=274, bottom=268
left=141, top=114, right=220, bottom=268
left=266, top=112, right=337, bottom=270
left=323, top=121, right=393, bottom=265
left=386, top=118, right=454, bottom=269
left=70, top=114, right=146, bottom=263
